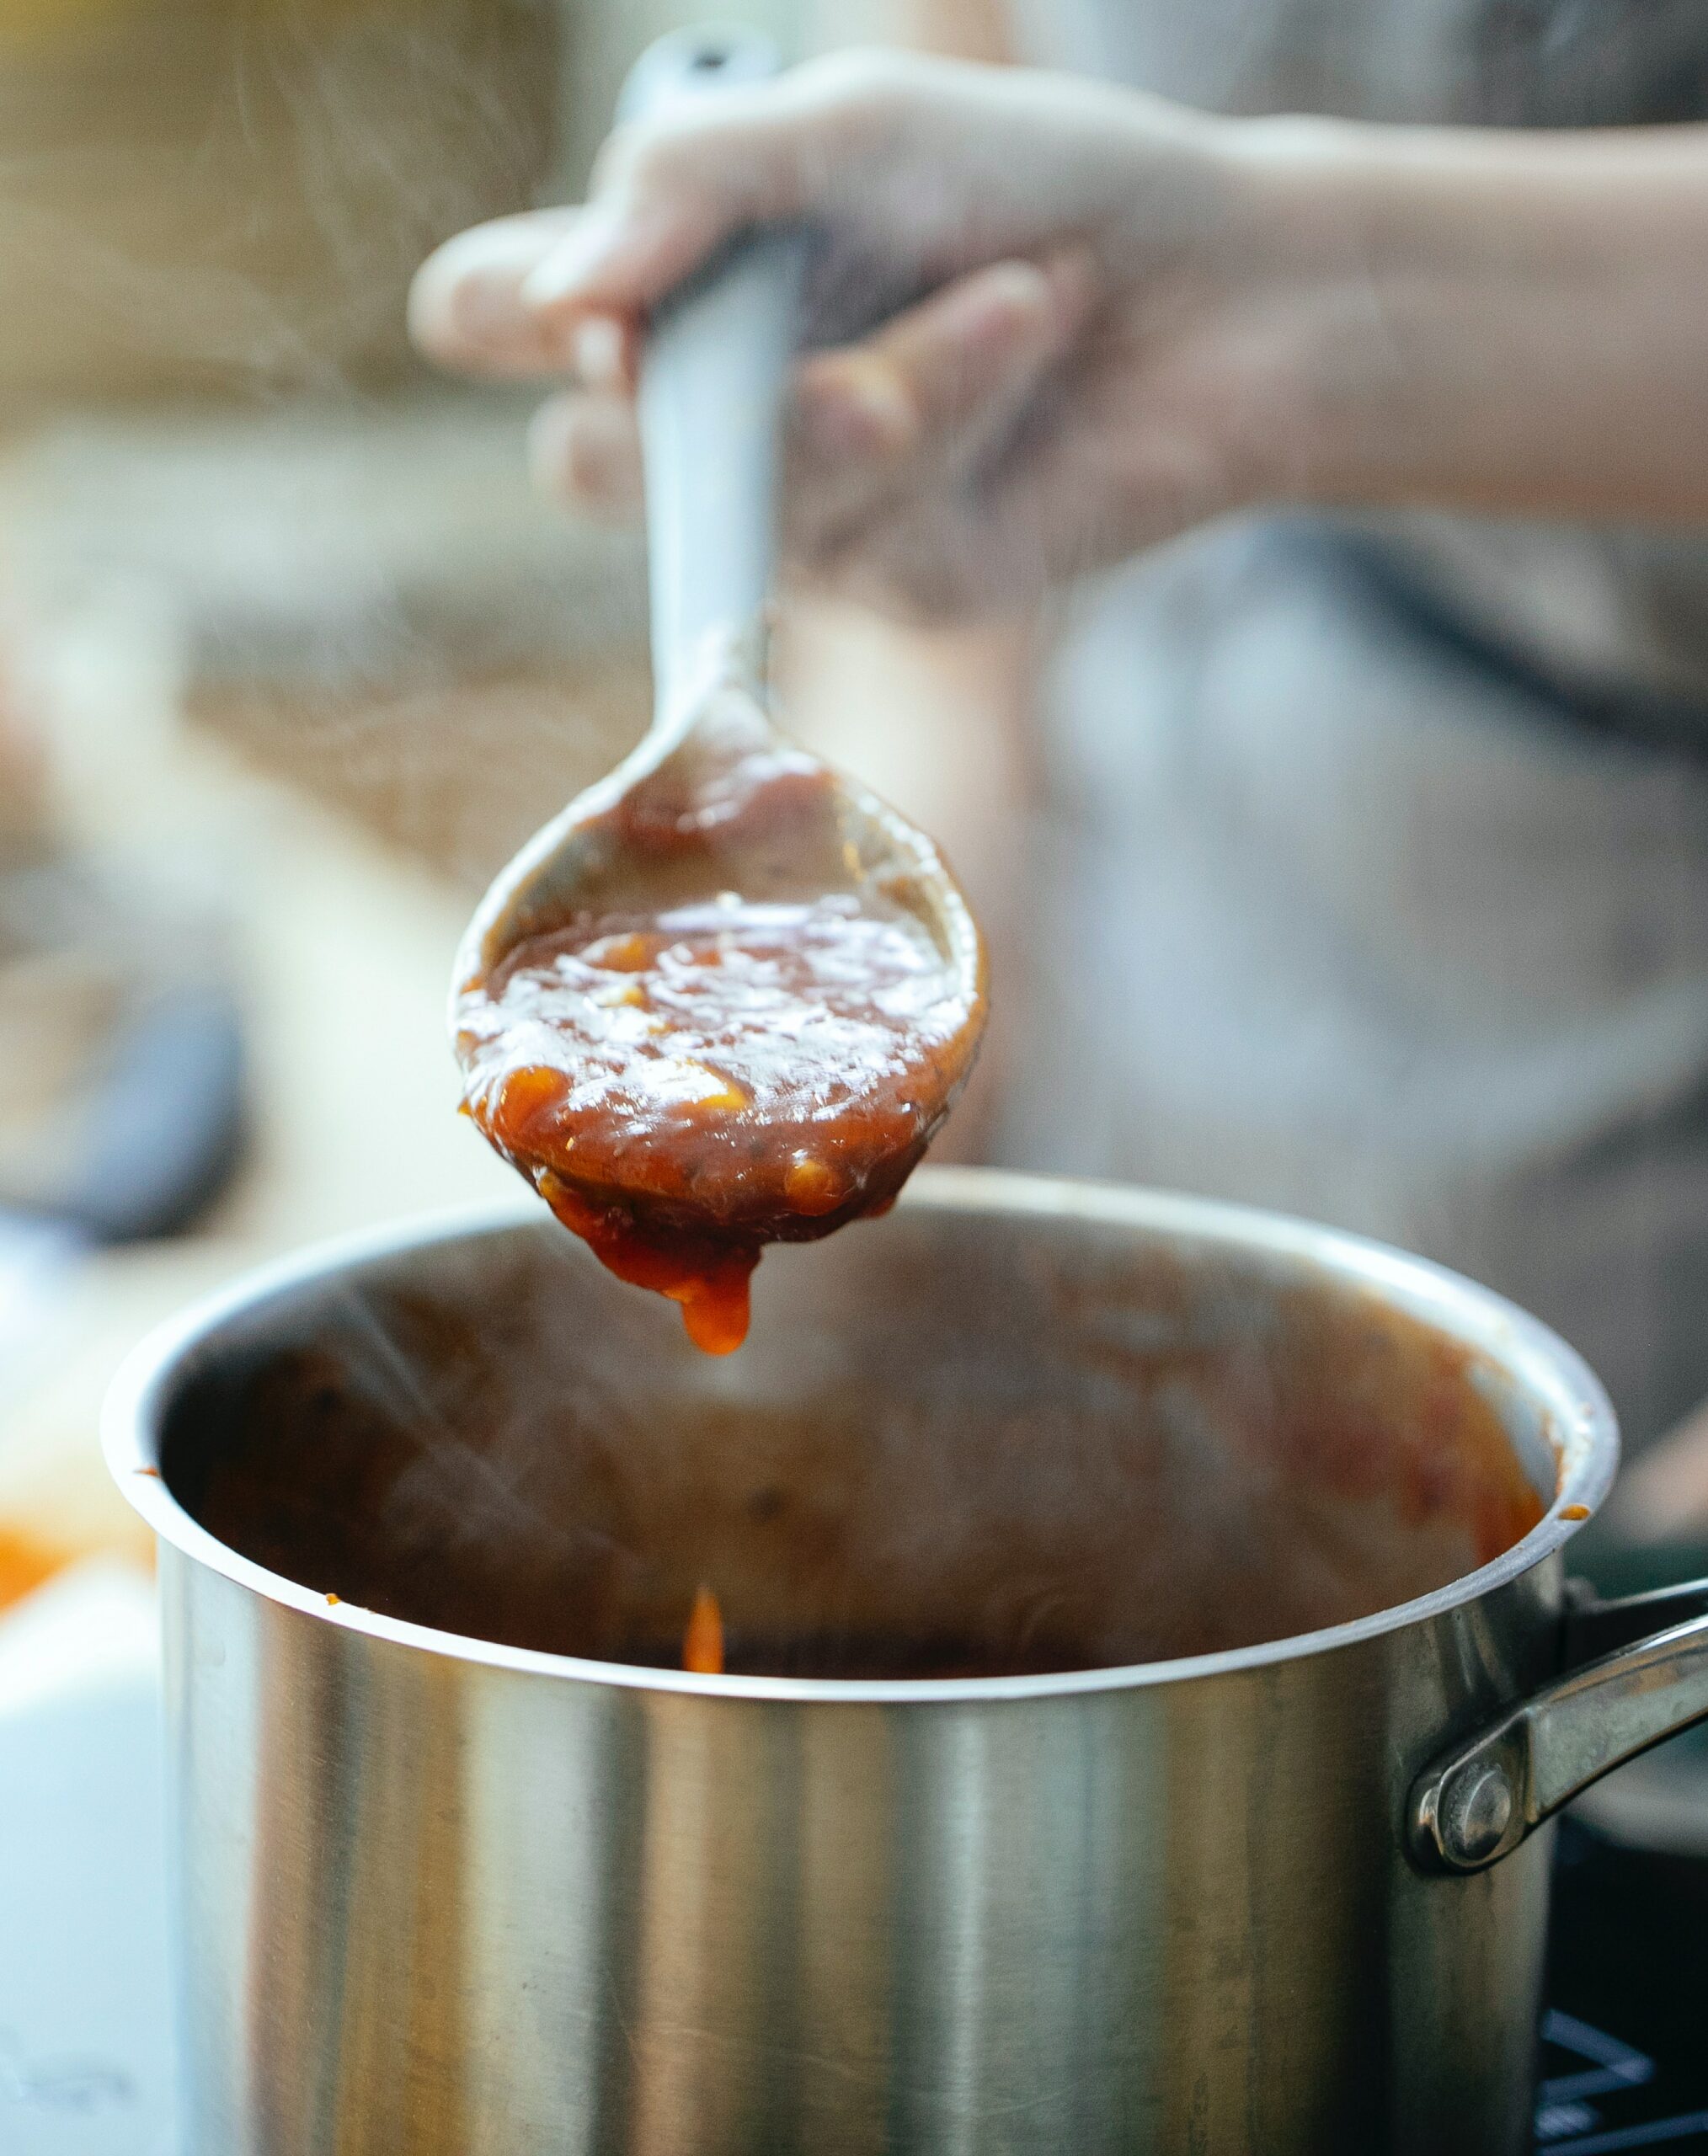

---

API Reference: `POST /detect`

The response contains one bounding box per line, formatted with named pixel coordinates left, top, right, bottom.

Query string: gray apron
left=999, top=2, right=1708, bottom=1447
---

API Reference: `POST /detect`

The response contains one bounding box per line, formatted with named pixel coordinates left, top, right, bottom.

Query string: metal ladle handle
left=622, top=29, right=808, bottom=718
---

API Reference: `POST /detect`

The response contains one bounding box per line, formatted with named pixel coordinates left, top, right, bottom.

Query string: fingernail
left=954, top=263, right=1053, bottom=347
left=809, top=360, right=915, bottom=458
left=450, top=268, right=525, bottom=344
left=574, top=315, right=627, bottom=392
left=522, top=204, right=625, bottom=311
left=1039, top=243, right=1100, bottom=326
left=527, top=398, right=642, bottom=518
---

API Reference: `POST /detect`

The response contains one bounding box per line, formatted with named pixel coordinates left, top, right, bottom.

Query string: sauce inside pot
left=681, top=1585, right=724, bottom=1673
left=172, top=1227, right=1552, bottom=1680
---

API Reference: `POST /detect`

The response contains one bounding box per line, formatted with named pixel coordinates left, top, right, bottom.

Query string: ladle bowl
left=450, top=29, right=986, bottom=1337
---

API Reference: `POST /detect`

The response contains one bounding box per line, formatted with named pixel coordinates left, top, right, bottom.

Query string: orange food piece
left=784, top=1153, right=843, bottom=1214
left=1560, top=1502, right=1591, bottom=1522
left=0, top=1524, right=67, bottom=1614
left=676, top=1062, right=747, bottom=1113
left=682, top=1584, right=724, bottom=1674
left=496, top=1064, right=569, bottom=1132
left=585, top=931, right=651, bottom=972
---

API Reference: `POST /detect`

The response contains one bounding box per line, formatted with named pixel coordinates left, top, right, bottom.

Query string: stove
left=1537, top=1821, right=1708, bottom=2153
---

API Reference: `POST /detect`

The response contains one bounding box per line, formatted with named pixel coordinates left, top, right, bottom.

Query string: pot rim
left=104, top=1166, right=1616, bottom=1705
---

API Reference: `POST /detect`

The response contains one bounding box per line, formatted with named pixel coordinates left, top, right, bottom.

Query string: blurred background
left=0, top=0, right=1027, bottom=1606
left=4, top=0, right=1708, bottom=1609
left=5, top=8, right=1708, bottom=2149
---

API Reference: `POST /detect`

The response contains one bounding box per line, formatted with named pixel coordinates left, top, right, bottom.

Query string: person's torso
left=1009, top=0, right=1708, bottom=133
left=1006, top=0, right=1708, bottom=715
left=995, top=2, right=1708, bottom=1444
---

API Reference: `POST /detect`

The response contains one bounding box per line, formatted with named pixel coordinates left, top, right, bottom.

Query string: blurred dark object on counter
left=0, top=0, right=558, bottom=408
left=0, top=855, right=247, bottom=1531
left=0, top=857, right=246, bottom=1239
left=0, top=588, right=243, bottom=1246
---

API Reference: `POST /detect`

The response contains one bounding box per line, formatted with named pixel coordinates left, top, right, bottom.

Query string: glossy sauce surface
left=458, top=844, right=980, bottom=1348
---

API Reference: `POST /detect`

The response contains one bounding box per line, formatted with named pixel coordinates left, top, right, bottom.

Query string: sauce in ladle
left=456, top=744, right=985, bottom=1352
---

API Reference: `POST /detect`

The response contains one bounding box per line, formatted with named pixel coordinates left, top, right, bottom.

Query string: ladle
left=451, top=28, right=987, bottom=1350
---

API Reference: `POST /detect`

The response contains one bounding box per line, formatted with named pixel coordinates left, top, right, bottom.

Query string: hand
left=415, top=50, right=1708, bottom=616
left=409, top=51, right=1278, bottom=620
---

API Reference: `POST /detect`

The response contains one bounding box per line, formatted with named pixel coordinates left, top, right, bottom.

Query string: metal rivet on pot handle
left=1444, top=1762, right=1516, bottom=1865
left=1410, top=1579, right=1708, bottom=1873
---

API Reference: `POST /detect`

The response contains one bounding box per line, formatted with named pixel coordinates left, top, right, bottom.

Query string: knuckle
left=790, top=48, right=924, bottom=153
left=598, top=115, right=679, bottom=199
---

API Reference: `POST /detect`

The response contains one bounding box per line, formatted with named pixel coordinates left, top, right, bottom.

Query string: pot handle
left=1409, top=1575, right=1708, bottom=1872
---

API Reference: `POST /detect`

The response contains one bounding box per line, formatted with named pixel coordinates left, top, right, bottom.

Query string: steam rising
left=180, top=1207, right=1544, bottom=1678
left=0, top=0, right=560, bottom=402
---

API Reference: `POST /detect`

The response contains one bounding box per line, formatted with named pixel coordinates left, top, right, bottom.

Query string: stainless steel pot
left=106, top=1169, right=1708, bottom=2156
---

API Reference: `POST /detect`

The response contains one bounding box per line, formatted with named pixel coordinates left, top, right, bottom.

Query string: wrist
left=1081, top=104, right=1396, bottom=520
left=1189, top=115, right=1641, bottom=517
left=1193, top=114, right=1411, bottom=511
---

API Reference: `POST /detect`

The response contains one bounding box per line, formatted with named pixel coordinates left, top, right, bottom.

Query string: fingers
left=408, top=61, right=892, bottom=383
left=525, top=252, right=1095, bottom=556
left=410, top=47, right=1076, bottom=408
left=520, top=54, right=912, bottom=328
left=791, top=251, right=1096, bottom=558
left=409, top=209, right=585, bottom=378
left=527, top=392, right=643, bottom=521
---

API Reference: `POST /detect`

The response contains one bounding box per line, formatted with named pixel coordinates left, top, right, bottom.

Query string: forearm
left=1229, top=120, right=1708, bottom=521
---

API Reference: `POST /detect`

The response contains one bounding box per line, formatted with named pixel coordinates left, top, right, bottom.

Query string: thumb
left=521, top=91, right=826, bottom=325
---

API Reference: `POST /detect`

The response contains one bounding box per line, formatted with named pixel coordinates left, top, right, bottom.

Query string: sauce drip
left=681, top=1585, right=724, bottom=1674
left=456, top=777, right=981, bottom=1351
